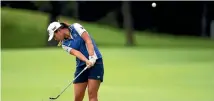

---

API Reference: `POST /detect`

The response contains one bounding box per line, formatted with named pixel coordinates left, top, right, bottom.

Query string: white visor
left=47, top=22, right=62, bottom=41
left=48, top=31, right=54, bottom=41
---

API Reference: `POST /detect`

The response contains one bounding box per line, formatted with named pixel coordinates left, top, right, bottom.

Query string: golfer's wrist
left=84, top=58, right=89, bottom=63
left=89, top=55, right=97, bottom=60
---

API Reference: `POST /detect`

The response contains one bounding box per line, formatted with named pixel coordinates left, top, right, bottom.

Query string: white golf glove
left=89, top=55, right=97, bottom=66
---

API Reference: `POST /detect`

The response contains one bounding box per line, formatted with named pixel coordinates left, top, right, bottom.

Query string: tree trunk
left=121, top=1, right=135, bottom=46
left=201, top=2, right=208, bottom=37
left=47, top=1, right=62, bottom=46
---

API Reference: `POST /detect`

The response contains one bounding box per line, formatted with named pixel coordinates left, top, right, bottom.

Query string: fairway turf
left=2, top=47, right=214, bottom=101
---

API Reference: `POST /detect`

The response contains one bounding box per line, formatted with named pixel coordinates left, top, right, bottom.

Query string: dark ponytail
left=60, top=22, right=69, bottom=29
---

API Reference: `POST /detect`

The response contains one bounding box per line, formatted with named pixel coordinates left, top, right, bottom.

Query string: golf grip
left=50, top=66, right=88, bottom=100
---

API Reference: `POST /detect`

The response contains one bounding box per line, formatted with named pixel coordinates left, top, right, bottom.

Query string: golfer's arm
left=81, top=31, right=94, bottom=56
left=73, top=23, right=95, bottom=56
left=70, top=49, right=88, bottom=62
left=62, top=45, right=88, bottom=62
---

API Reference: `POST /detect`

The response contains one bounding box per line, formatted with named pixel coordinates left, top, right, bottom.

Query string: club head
left=49, top=95, right=60, bottom=100
left=49, top=97, right=57, bottom=100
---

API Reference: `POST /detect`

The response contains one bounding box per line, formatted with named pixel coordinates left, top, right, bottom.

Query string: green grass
left=1, top=7, right=214, bottom=101
left=2, top=47, right=214, bottom=101
left=1, top=7, right=214, bottom=49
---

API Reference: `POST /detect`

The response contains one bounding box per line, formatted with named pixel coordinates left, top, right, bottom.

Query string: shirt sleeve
left=62, top=45, right=72, bottom=53
left=73, top=23, right=87, bottom=36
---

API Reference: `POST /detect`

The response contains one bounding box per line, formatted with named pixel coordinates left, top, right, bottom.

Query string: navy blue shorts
left=73, top=58, right=104, bottom=84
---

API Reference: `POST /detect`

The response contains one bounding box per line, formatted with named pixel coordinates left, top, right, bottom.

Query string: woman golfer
left=47, top=21, right=104, bottom=101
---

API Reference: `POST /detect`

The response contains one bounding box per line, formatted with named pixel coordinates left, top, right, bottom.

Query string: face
left=54, top=28, right=69, bottom=41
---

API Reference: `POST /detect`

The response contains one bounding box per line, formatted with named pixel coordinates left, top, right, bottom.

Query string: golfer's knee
left=74, top=93, right=84, bottom=101
left=88, top=90, right=98, bottom=101
left=74, top=97, right=83, bottom=101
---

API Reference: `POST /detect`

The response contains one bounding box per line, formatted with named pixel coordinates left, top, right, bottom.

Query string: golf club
left=49, top=66, right=88, bottom=100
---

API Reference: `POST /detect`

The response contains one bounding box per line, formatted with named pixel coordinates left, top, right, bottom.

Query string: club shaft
left=51, top=66, right=88, bottom=99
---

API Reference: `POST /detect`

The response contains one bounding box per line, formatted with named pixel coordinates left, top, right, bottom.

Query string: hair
left=59, top=22, right=70, bottom=41
left=60, top=22, right=69, bottom=29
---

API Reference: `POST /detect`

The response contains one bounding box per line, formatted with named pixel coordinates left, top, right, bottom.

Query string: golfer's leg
left=74, top=82, right=88, bottom=101
left=87, top=79, right=101, bottom=101
left=73, top=65, right=89, bottom=101
left=87, top=58, right=104, bottom=101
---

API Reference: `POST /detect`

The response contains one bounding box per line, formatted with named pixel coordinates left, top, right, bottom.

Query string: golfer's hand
left=89, top=56, right=97, bottom=66
left=86, top=60, right=93, bottom=68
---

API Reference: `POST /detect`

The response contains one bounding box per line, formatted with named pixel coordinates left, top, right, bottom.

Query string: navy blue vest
left=62, top=24, right=102, bottom=67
